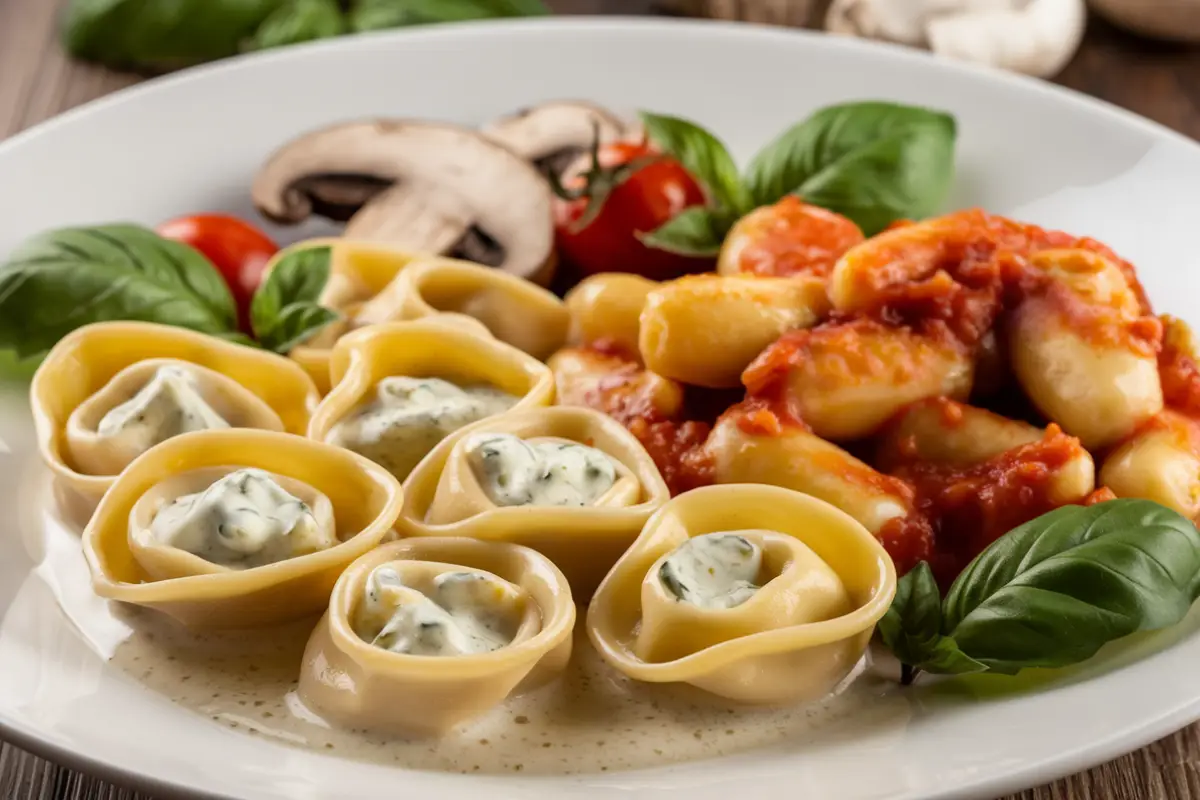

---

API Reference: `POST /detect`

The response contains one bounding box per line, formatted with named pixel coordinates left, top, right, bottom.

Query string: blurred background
left=2, top=0, right=1200, bottom=140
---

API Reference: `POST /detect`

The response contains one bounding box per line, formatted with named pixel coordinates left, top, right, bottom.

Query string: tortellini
left=399, top=406, right=670, bottom=600
left=308, top=319, right=555, bottom=482
left=32, top=321, right=319, bottom=518
left=588, top=484, right=895, bottom=704
left=82, top=428, right=403, bottom=630
left=299, top=537, right=574, bottom=737
left=287, top=242, right=568, bottom=392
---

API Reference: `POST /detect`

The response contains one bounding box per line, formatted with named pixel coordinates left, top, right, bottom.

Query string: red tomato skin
left=157, top=214, right=279, bottom=332
left=554, top=142, right=713, bottom=282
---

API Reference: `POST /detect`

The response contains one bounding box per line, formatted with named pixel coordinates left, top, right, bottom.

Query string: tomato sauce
left=726, top=196, right=865, bottom=279
left=1160, top=317, right=1200, bottom=417
left=893, top=426, right=1088, bottom=586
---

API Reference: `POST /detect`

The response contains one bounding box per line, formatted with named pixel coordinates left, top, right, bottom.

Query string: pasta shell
left=587, top=484, right=896, bottom=705
left=286, top=240, right=568, bottom=393
left=298, top=536, right=574, bottom=737
left=399, top=407, right=670, bottom=600
left=307, top=318, right=555, bottom=481
left=82, top=429, right=403, bottom=630
left=32, top=321, right=319, bottom=521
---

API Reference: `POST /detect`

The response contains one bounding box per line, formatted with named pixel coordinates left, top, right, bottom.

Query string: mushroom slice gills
left=657, top=533, right=763, bottom=610
left=464, top=433, right=618, bottom=508
left=635, top=529, right=852, bottom=665
left=135, top=467, right=337, bottom=572
left=326, top=377, right=517, bottom=481
left=66, top=359, right=283, bottom=477
left=353, top=565, right=526, bottom=657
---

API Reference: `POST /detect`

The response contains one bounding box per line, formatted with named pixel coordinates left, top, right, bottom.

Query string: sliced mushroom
left=826, top=0, right=1086, bottom=79
left=482, top=101, right=632, bottom=178
left=252, top=121, right=557, bottom=286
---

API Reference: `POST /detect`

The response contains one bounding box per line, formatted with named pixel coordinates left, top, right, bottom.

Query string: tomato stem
left=546, top=122, right=662, bottom=234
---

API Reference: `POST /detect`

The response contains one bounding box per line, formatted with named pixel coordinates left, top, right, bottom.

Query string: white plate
left=3, top=16, right=1200, bottom=800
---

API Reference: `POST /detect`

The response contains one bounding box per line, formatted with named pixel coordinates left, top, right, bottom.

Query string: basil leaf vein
left=743, top=102, right=956, bottom=236
left=639, top=111, right=754, bottom=218
left=250, top=244, right=339, bottom=353
left=0, top=225, right=237, bottom=358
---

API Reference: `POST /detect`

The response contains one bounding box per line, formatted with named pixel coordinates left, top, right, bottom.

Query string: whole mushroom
left=252, top=121, right=558, bottom=287
left=826, top=0, right=1087, bottom=79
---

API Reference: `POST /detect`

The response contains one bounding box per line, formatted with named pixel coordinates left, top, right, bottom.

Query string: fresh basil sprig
left=63, top=0, right=550, bottom=70
left=635, top=102, right=957, bottom=256
left=249, top=245, right=341, bottom=353
left=0, top=225, right=238, bottom=359
left=878, top=499, right=1200, bottom=684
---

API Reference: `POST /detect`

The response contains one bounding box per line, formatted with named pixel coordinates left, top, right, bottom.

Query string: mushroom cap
left=482, top=100, right=631, bottom=162
left=251, top=121, right=556, bottom=285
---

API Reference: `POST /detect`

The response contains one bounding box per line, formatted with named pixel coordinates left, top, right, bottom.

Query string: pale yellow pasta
left=705, top=412, right=913, bottom=535
left=638, top=274, right=830, bottom=388
left=1008, top=254, right=1162, bottom=451
left=745, top=321, right=974, bottom=442
left=546, top=346, right=684, bottom=421
left=398, top=407, right=670, bottom=600
left=564, top=272, right=657, bottom=355
left=299, top=537, right=574, bottom=737
left=587, top=484, right=895, bottom=705
left=82, top=429, right=403, bottom=630
left=876, top=397, right=1043, bottom=469
left=1100, top=412, right=1200, bottom=521
left=307, top=319, right=555, bottom=481
left=388, top=259, right=570, bottom=361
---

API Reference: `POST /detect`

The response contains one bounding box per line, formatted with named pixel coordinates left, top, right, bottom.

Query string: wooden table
left=2, top=0, right=1200, bottom=797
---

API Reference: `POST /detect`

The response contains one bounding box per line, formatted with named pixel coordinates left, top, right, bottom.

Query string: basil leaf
left=876, top=563, right=988, bottom=682
left=63, top=0, right=283, bottom=69
left=257, top=304, right=340, bottom=353
left=637, top=207, right=725, bottom=257
left=252, top=0, right=344, bottom=49
left=743, top=102, right=956, bottom=236
left=638, top=112, right=754, bottom=217
left=0, top=350, right=42, bottom=384
left=250, top=245, right=339, bottom=353
left=0, top=225, right=238, bottom=358
left=349, top=0, right=548, bottom=30
left=942, top=500, right=1200, bottom=672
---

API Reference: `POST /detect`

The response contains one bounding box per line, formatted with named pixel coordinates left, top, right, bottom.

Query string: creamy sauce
left=96, top=365, right=229, bottom=452
left=465, top=434, right=616, bottom=507
left=353, top=567, right=521, bottom=656
left=107, top=608, right=904, bottom=775
left=659, top=533, right=762, bottom=610
left=149, top=469, right=335, bottom=568
left=327, top=377, right=516, bottom=480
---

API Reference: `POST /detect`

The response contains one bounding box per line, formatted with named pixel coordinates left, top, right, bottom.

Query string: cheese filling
left=149, top=468, right=335, bottom=568
left=327, top=377, right=517, bottom=480
left=464, top=433, right=617, bottom=508
left=659, top=533, right=763, bottom=609
left=96, top=365, right=229, bottom=454
left=354, top=566, right=522, bottom=656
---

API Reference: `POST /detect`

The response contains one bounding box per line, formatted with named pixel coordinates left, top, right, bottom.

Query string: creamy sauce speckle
left=107, top=610, right=903, bottom=775
left=465, top=434, right=616, bottom=507
left=660, top=533, right=762, bottom=609
left=149, top=469, right=335, bottom=568
left=353, top=567, right=521, bottom=656
left=97, top=365, right=228, bottom=452
left=328, top=377, right=516, bottom=480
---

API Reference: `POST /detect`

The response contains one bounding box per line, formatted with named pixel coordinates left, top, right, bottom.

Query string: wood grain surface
left=2, top=0, right=1200, bottom=798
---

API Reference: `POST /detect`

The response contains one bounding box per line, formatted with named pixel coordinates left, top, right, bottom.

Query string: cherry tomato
left=157, top=213, right=279, bottom=332
left=554, top=141, right=711, bottom=282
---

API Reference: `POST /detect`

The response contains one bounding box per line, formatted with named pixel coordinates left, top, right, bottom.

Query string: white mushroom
left=1089, top=0, right=1200, bottom=43
left=482, top=101, right=632, bottom=175
left=826, top=0, right=1087, bottom=79
left=252, top=121, right=557, bottom=286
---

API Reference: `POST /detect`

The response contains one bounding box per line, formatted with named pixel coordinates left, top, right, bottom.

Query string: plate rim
left=3, top=15, right=1200, bottom=800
